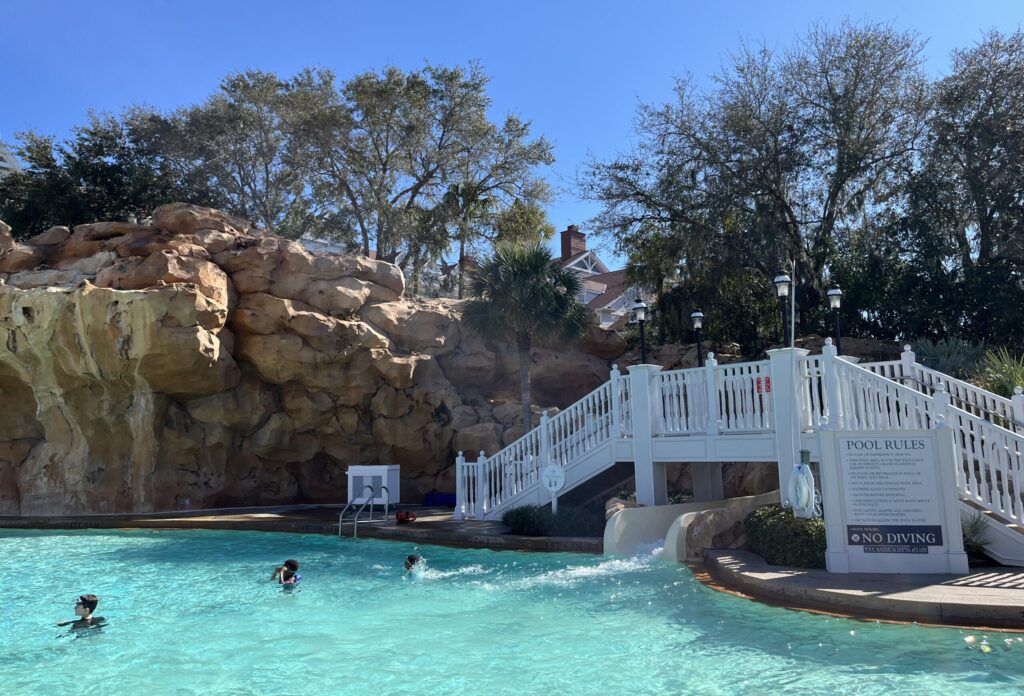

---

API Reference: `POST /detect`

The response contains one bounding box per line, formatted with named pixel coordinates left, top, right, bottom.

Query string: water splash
left=485, top=546, right=665, bottom=591
left=410, top=563, right=490, bottom=582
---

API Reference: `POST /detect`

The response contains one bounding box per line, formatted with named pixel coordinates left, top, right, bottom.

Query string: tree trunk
left=457, top=232, right=466, bottom=299
left=517, top=333, right=532, bottom=434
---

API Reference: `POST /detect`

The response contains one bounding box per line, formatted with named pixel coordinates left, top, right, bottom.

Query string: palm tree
left=463, top=243, right=589, bottom=433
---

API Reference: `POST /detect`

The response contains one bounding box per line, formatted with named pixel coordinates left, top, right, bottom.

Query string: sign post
left=542, top=464, right=566, bottom=515
left=818, top=429, right=968, bottom=574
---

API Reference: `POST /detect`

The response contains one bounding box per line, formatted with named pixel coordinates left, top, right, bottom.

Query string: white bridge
left=454, top=342, right=1024, bottom=565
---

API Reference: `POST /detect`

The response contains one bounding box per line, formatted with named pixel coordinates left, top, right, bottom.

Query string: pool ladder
left=337, top=485, right=390, bottom=539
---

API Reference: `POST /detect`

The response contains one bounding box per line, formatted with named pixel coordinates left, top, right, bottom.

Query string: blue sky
left=2, top=1, right=1021, bottom=262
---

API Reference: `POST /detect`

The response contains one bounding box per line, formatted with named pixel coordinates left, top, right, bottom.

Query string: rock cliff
left=0, top=205, right=624, bottom=514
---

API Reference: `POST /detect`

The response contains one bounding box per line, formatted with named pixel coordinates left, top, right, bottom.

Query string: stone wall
left=0, top=204, right=624, bottom=515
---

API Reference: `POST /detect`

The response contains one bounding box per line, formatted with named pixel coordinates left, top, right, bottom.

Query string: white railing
left=862, top=348, right=1021, bottom=433
left=455, top=371, right=623, bottom=520
left=797, top=355, right=827, bottom=430
left=831, top=358, right=933, bottom=431
left=657, top=367, right=705, bottom=434
left=548, top=379, right=616, bottom=467
left=944, top=402, right=1024, bottom=523
left=616, top=372, right=632, bottom=436
left=831, top=348, right=1024, bottom=524
left=715, top=360, right=772, bottom=432
left=456, top=341, right=1024, bottom=524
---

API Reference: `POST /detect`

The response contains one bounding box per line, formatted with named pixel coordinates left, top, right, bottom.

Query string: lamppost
left=773, top=272, right=792, bottom=346
left=691, top=309, right=705, bottom=367
left=827, top=286, right=843, bottom=355
left=632, top=298, right=649, bottom=364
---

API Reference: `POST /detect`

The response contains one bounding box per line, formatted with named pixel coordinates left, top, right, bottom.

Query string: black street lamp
left=773, top=272, right=792, bottom=346
left=632, top=298, right=649, bottom=364
left=691, top=309, right=705, bottom=367
left=827, top=286, right=843, bottom=355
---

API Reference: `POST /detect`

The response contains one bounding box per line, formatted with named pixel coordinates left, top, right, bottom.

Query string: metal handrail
left=353, top=486, right=389, bottom=539
left=337, top=485, right=375, bottom=539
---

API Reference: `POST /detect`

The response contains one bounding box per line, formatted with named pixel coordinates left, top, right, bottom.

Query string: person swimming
left=271, top=559, right=301, bottom=584
left=404, top=555, right=422, bottom=573
left=57, top=594, right=106, bottom=635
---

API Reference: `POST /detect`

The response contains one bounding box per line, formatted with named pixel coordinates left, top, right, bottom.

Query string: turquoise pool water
left=2, top=529, right=1022, bottom=695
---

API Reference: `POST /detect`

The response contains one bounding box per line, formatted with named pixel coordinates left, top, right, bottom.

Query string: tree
left=0, top=112, right=221, bottom=237
left=491, top=200, right=555, bottom=246
left=150, top=71, right=337, bottom=239
left=463, top=243, right=589, bottom=430
left=289, top=63, right=552, bottom=268
left=581, top=20, right=929, bottom=333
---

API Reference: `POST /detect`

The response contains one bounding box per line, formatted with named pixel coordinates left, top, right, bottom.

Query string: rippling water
left=2, top=529, right=1021, bottom=695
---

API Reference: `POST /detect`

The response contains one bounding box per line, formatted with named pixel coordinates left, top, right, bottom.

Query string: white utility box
left=346, top=465, right=400, bottom=505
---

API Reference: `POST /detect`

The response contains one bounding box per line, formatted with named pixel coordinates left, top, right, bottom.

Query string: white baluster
left=705, top=353, right=719, bottom=436
left=901, top=343, right=916, bottom=386
left=475, top=450, right=488, bottom=517
left=454, top=451, right=466, bottom=520
left=1012, top=386, right=1024, bottom=432
left=610, top=365, right=622, bottom=437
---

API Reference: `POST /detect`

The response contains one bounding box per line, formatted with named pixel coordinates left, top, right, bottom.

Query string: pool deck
left=702, top=549, right=1024, bottom=630
left=0, top=505, right=603, bottom=555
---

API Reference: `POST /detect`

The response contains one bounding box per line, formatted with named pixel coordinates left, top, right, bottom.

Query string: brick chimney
left=560, top=225, right=586, bottom=262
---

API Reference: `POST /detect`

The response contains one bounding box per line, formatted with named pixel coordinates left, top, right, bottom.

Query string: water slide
left=603, top=491, right=780, bottom=560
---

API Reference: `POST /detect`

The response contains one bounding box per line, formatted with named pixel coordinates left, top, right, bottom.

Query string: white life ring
left=787, top=463, right=815, bottom=513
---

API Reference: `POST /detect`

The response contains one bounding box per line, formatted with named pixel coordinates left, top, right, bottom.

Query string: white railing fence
left=862, top=346, right=1024, bottom=434
left=455, top=341, right=1024, bottom=523
left=714, top=359, right=773, bottom=432
left=454, top=367, right=626, bottom=520
left=827, top=341, right=1024, bottom=525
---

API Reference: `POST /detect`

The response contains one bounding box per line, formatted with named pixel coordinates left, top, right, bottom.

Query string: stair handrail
left=832, top=357, right=1024, bottom=524
left=829, top=355, right=938, bottom=431
left=897, top=373, right=1022, bottom=429
left=472, top=377, right=621, bottom=519
left=337, top=484, right=375, bottom=538
left=353, top=485, right=389, bottom=539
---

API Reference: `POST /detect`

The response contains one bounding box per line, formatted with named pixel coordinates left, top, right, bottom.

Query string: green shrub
left=913, top=337, right=987, bottom=379
left=745, top=504, right=826, bottom=569
left=977, top=348, right=1024, bottom=399
left=502, top=504, right=607, bottom=537
left=961, top=510, right=991, bottom=564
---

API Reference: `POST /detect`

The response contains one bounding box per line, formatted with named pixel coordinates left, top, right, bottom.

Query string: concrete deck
left=0, top=505, right=603, bottom=554
left=704, top=549, right=1024, bottom=630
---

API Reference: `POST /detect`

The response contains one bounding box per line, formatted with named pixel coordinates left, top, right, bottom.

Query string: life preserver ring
left=788, top=463, right=815, bottom=514
left=396, top=511, right=417, bottom=524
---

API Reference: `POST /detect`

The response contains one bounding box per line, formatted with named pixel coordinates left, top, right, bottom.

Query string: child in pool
left=404, top=555, right=422, bottom=573
left=280, top=568, right=300, bottom=586
left=271, top=559, right=301, bottom=583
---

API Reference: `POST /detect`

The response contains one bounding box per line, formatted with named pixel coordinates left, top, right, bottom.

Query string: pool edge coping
left=0, top=513, right=603, bottom=555
left=697, top=549, right=1024, bottom=632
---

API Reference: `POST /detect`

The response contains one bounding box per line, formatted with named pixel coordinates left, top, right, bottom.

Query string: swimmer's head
left=75, top=594, right=98, bottom=617
left=404, top=555, right=421, bottom=571
left=284, top=559, right=300, bottom=572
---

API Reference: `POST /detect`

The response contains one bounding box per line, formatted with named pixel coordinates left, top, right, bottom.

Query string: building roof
left=584, top=269, right=631, bottom=309
left=560, top=250, right=610, bottom=276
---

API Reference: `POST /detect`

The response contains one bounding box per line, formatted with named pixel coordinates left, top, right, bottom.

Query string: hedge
left=502, top=504, right=607, bottom=537
left=745, top=504, right=826, bottom=569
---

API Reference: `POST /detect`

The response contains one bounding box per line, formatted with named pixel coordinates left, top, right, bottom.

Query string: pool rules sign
left=818, top=429, right=968, bottom=574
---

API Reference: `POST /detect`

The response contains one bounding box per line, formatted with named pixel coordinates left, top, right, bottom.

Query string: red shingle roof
left=584, top=269, right=631, bottom=309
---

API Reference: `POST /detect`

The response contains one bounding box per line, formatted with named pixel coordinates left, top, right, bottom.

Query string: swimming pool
left=2, top=529, right=1021, bottom=695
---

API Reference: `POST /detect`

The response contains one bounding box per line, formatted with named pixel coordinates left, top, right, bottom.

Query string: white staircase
left=453, top=343, right=1024, bottom=565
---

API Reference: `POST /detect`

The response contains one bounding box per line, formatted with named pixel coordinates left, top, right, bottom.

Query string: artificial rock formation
left=0, top=204, right=626, bottom=515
